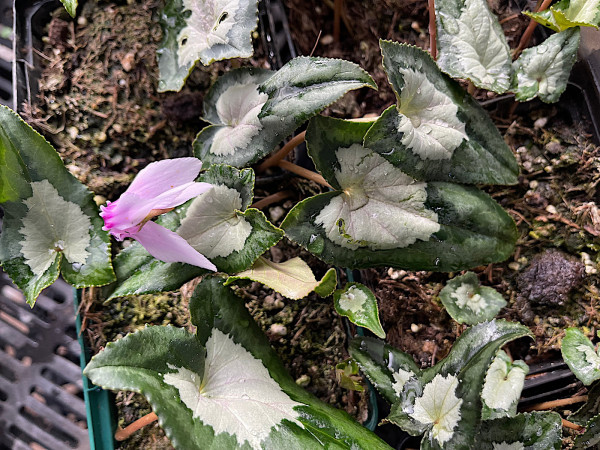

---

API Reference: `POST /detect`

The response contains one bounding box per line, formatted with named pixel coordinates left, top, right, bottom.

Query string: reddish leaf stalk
left=428, top=0, right=437, bottom=59
left=514, top=0, right=554, bottom=59
left=115, top=412, right=158, bottom=441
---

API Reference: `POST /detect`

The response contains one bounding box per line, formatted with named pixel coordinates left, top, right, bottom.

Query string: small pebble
left=77, top=16, right=88, bottom=26
left=530, top=180, right=539, bottom=189
left=534, top=117, right=548, bottom=129
left=269, top=323, right=287, bottom=337
left=296, top=374, right=311, bottom=387
left=387, top=268, right=406, bottom=280
left=269, top=206, right=286, bottom=222
left=120, top=51, right=136, bottom=72
left=320, top=34, right=334, bottom=45
left=545, top=205, right=558, bottom=214
left=67, top=126, right=79, bottom=140
left=582, top=252, right=598, bottom=274
left=508, top=262, right=520, bottom=271
left=270, top=247, right=283, bottom=262
left=410, top=323, right=420, bottom=333
left=264, top=294, right=284, bottom=310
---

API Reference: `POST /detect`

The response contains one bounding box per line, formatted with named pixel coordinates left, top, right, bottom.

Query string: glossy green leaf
left=476, top=412, right=563, bottom=449
left=193, top=68, right=274, bottom=168
left=512, top=28, right=580, bottom=103
left=0, top=106, right=114, bottom=306
left=194, top=58, right=375, bottom=167
left=225, top=256, right=337, bottom=300
left=387, top=320, right=531, bottom=449
left=283, top=116, right=517, bottom=271
left=570, top=381, right=600, bottom=425
left=87, top=276, right=393, bottom=449
left=349, top=337, right=422, bottom=404
left=157, top=0, right=259, bottom=92
left=525, top=0, right=600, bottom=32
left=60, top=0, right=77, bottom=17
left=574, top=413, right=600, bottom=449
left=363, top=41, right=518, bottom=185
left=440, top=271, right=507, bottom=324
left=481, top=350, right=529, bottom=419
left=259, top=57, right=376, bottom=120
left=107, top=165, right=282, bottom=299
left=562, top=327, right=600, bottom=385
left=436, top=0, right=512, bottom=92
left=334, top=283, right=385, bottom=338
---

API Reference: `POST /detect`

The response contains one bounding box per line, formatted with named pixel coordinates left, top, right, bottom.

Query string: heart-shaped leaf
left=364, top=41, right=518, bottom=185
left=387, top=320, right=532, bottom=449
left=476, top=412, right=563, bottom=449
left=525, top=0, right=600, bottom=32
left=562, top=327, right=600, bottom=385
left=481, top=350, right=529, bottom=419
left=436, top=0, right=512, bottom=92
left=193, top=68, right=275, bottom=168
left=225, top=256, right=337, bottom=300
left=0, top=106, right=115, bottom=306
left=196, top=59, right=376, bottom=168
left=334, top=282, right=385, bottom=338
left=283, top=116, right=517, bottom=271
left=440, top=271, right=507, bottom=324
left=348, top=337, right=422, bottom=404
left=107, top=165, right=283, bottom=299
left=157, top=0, right=259, bottom=92
left=85, top=277, right=392, bottom=449
left=512, top=28, right=580, bottom=103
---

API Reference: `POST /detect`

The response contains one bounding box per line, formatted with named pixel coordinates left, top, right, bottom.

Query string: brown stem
left=514, top=0, right=554, bottom=59
left=256, top=131, right=307, bottom=173
left=251, top=190, right=294, bottom=210
left=428, top=0, right=437, bottom=60
left=115, top=412, right=158, bottom=441
left=467, top=81, right=476, bottom=96
left=278, top=160, right=332, bottom=189
left=562, top=419, right=584, bottom=431
left=334, top=0, right=343, bottom=42
left=523, top=395, right=588, bottom=412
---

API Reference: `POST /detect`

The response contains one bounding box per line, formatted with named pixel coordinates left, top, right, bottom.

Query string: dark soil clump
left=517, top=249, right=585, bottom=306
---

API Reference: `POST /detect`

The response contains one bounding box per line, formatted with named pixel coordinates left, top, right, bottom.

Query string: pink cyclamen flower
left=100, top=158, right=217, bottom=271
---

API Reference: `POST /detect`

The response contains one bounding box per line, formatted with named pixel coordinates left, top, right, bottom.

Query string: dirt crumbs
left=22, top=0, right=265, bottom=200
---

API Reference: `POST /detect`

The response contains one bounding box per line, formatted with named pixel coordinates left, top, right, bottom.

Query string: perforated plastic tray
left=0, top=268, right=90, bottom=449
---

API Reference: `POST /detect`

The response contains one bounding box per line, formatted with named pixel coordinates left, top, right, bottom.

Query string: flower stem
left=251, top=190, right=294, bottom=210
left=562, top=418, right=584, bottom=431
left=428, top=0, right=437, bottom=60
left=523, top=395, right=588, bottom=412
left=257, top=132, right=307, bottom=172
left=114, top=412, right=158, bottom=441
left=334, top=0, right=343, bottom=42
left=514, top=0, right=553, bottom=59
left=278, top=160, right=332, bottom=189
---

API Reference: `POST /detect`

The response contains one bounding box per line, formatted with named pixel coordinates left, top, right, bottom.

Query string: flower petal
left=152, top=182, right=213, bottom=210
left=133, top=221, right=217, bottom=271
left=126, top=158, right=204, bottom=199
left=100, top=192, right=155, bottom=233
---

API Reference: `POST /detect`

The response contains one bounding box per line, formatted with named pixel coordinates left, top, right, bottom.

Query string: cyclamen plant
left=6, top=0, right=600, bottom=447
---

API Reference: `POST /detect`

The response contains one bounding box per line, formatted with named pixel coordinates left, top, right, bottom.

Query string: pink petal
left=152, top=181, right=213, bottom=210
left=127, top=158, right=203, bottom=199
left=100, top=192, right=155, bottom=232
left=133, top=221, right=217, bottom=271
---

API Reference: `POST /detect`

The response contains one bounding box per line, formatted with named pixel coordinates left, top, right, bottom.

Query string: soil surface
left=25, top=0, right=600, bottom=448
